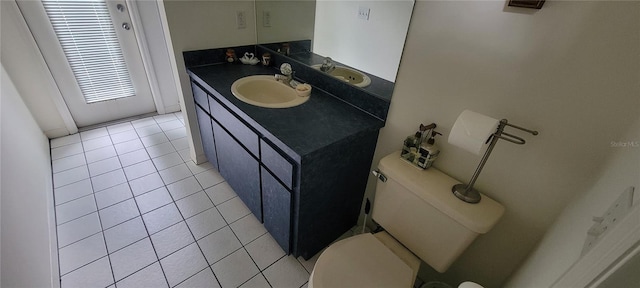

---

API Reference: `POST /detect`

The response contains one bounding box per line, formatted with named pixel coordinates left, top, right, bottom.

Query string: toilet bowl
left=309, top=232, right=420, bottom=288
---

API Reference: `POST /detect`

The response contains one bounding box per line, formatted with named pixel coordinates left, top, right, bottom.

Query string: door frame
left=552, top=200, right=640, bottom=287
left=15, top=0, right=170, bottom=129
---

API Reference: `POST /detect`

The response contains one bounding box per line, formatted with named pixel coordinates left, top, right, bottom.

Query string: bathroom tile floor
left=50, top=112, right=330, bottom=288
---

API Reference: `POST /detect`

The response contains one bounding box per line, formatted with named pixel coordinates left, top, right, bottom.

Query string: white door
left=17, top=0, right=156, bottom=127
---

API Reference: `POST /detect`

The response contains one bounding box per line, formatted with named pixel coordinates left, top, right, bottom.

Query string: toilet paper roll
left=448, top=110, right=499, bottom=155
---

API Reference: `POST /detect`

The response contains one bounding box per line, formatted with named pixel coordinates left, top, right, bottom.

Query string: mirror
left=255, top=0, right=415, bottom=101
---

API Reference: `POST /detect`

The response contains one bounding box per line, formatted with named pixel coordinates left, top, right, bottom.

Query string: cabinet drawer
left=209, top=98, right=259, bottom=157
left=191, top=81, right=209, bottom=113
left=260, top=139, right=294, bottom=190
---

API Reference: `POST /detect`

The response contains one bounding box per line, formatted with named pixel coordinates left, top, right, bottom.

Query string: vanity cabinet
left=188, top=70, right=381, bottom=259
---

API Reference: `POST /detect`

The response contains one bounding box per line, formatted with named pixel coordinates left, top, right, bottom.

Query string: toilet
left=309, top=151, right=505, bottom=288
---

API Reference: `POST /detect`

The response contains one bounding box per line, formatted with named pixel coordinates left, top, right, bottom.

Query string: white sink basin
left=231, top=75, right=309, bottom=108
left=312, top=65, right=371, bottom=88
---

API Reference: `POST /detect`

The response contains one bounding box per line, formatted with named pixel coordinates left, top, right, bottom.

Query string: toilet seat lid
left=311, top=233, right=414, bottom=288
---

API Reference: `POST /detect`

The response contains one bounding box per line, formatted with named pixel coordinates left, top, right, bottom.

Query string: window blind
left=42, top=0, right=135, bottom=103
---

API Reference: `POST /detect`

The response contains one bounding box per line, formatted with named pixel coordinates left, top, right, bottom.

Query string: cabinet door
left=195, top=105, right=218, bottom=170
left=212, top=120, right=262, bottom=220
left=261, top=167, right=291, bottom=253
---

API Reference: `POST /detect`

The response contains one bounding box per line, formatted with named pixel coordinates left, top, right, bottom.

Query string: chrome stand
left=453, top=119, right=538, bottom=204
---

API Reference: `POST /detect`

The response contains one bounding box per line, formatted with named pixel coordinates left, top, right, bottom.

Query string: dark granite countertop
left=187, top=63, right=384, bottom=160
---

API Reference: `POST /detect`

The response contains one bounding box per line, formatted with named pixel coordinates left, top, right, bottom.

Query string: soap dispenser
left=420, top=131, right=442, bottom=169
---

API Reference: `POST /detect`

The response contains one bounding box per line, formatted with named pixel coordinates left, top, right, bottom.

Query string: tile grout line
left=115, top=118, right=172, bottom=288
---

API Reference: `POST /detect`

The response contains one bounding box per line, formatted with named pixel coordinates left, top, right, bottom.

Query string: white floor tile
left=135, top=124, right=163, bottom=137
left=58, top=212, right=102, bottom=248
left=153, top=113, right=177, bottom=123
left=110, top=129, right=139, bottom=145
left=110, top=238, right=157, bottom=281
left=177, top=148, right=192, bottom=162
left=55, top=179, right=93, bottom=205
left=297, top=251, right=321, bottom=274
left=194, top=169, right=225, bottom=190
left=245, top=233, right=286, bottom=270
left=160, top=243, right=208, bottom=287
left=61, top=256, right=113, bottom=288
left=51, top=133, right=81, bottom=149
left=171, top=137, right=190, bottom=151
left=107, top=122, right=134, bottom=135
left=239, top=273, right=270, bottom=288
left=85, top=146, right=118, bottom=163
left=173, top=111, right=184, bottom=120
left=52, top=153, right=87, bottom=173
left=185, top=207, right=226, bottom=240
left=217, top=197, right=251, bottom=224
left=262, top=255, right=309, bottom=288
left=147, top=141, right=177, bottom=158
left=54, top=165, right=90, bottom=188
left=141, top=132, right=170, bottom=148
left=114, top=139, right=145, bottom=155
left=211, top=248, right=259, bottom=288
left=80, top=127, right=109, bottom=141
left=175, top=191, right=214, bottom=219
left=59, top=233, right=107, bottom=275
left=129, top=172, right=164, bottom=196
left=91, top=169, right=127, bottom=192
left=205, top=182, right=237, bottom=206
left=151, top=152, right=184, bottom=171
left=83, top=135, right=113, bottom=152
left=99, top=199, right=140, bottom=229
left=230, top=214, right=267, bottom=245
left=136, top=187, right=173, bottom=214
left=131, top=118, right=158, bottom=129
left=116, top=262, right=168, bottom=288
left=175, top=268, right=220, bottom=288
left=104, top=217, right=147, bottom=254
left=198, top=226, right=242, bottom=265
left=88, top=157, right=122, bottom=177
left=159, top=119, right=183, bottom=131
left=142, top=203, right=183, bottom=234
left=123, top=160, right=157, bottom=180
left=118, top=148, right=150, bottom=167
left=165, top=127, right=187, bottom=141
left=150, top=221, right=194, bottom=259
left=159, top=163, right=192, bottom=185
left=94, top=183, right=133, bottom=209
left=166, top=176, right=203, bottom=201
left=52, top=142, right=84, bottom=160
left=186, top=160, right=214, bottom=175
left=56, top=194, right=97, bottom=224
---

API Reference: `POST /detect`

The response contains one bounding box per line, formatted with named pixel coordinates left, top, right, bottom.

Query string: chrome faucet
left=320, top=57, right=335, bottom=73
left=275, top=63, right=298, bottom=88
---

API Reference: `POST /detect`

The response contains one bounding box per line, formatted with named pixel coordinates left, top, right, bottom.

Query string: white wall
left=1, top=0, right=74, bottom=138
left=255, top=0, right=315, bottom=44
left=313, top=0, right=413, bottom=81
left=505, top=116, right=640, bottom=287
left=1, top=65, right=59, bottom=288
left=159, top=0, right=258, bottom=163
left=365, top=1, right=640, bottom=286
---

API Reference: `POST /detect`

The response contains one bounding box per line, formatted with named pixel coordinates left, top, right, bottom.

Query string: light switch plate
left=236, top=11, right=246, bottom=29
left=581, top=186, right=635, bottom=256
left=358, top=6, right=370, bottom=20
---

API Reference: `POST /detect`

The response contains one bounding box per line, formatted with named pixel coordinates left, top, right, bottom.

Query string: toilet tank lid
left=378, top=151, right=505, bottom=234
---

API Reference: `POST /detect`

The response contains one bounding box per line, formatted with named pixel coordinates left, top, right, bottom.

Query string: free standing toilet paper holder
left=453, top=119, right=538, bottom=204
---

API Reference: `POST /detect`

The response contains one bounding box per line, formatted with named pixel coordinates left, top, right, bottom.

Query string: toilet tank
left=372, top=151, right=505, bottom=273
